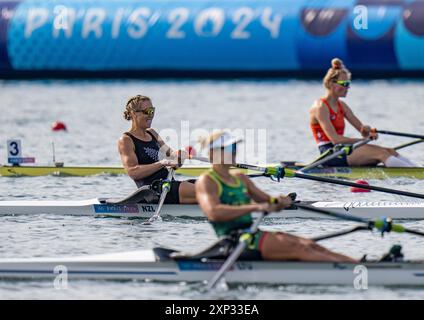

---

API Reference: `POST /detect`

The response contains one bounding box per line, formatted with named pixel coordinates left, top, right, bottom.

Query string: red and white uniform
left=310, top=98, right=345, bottom=145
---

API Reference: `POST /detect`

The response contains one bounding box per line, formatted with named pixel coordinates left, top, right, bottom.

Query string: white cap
left=209, top=132, right=243, bottom=149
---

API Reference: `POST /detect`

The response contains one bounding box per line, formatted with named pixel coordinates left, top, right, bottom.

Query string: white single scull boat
left=0, top=247, right=422, bottom=285
left=0, top=199, right=424, bottom=219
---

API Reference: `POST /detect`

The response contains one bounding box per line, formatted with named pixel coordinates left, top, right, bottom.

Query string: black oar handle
left=292, top=171, right=424, bottom=200
left=377, top=130, right=424, bottom=140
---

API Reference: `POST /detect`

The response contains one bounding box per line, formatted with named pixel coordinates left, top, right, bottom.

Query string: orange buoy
left=350, top=180, right=371, bottom=193
left=51, top=121, right=67, bottom=132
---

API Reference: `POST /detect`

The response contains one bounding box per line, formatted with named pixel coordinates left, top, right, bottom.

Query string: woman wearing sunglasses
left=195, top=131, right=355, bottom=262
left=309, top=58, right=415, bottom=167
left=118, top=95, right=197, bottom=204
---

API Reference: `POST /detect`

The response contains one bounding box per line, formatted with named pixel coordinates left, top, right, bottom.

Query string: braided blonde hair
left=323, top=58, right=351, bottom=89
left=123, top=95, right=152, bottom=121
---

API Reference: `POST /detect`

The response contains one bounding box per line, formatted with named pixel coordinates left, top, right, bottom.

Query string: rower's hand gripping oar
left=143, top=169, right=174, bottom=225
left=294, top=202, right=424, bottom=238
left=206, top=193, right=297, bottom=290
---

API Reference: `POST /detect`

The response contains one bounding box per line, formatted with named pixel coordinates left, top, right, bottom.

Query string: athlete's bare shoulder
left=118, top=133, right=133, bottom=146
left=234, top=172, right=253, bottom=187
left=196, top=173, right=218, bottom=193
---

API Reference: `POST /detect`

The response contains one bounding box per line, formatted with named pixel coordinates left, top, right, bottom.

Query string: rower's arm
left=315, top=104, right=360, bottom=144
left=149, top=129, right=188, bottom=165
left=195, top=175, right=262, bottom=222
left=147, top=129, right=174, bottom=157
left=342, top=103, right=365, bottom=133
left=237, top=174, right=292, bottom=211
left=118, top=135, right=165, bottom=180
left=236, top=173, right=271, bottom=203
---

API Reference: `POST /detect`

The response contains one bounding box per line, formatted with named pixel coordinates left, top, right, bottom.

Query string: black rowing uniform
left=124, top=131, right=185, bottom=204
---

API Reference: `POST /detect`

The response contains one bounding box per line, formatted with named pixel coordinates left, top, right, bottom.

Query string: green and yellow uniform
left=207, top=170, right=267, bottom=251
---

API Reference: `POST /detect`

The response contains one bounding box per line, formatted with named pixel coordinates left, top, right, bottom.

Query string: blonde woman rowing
left=309, top=58, right=415, bottom=167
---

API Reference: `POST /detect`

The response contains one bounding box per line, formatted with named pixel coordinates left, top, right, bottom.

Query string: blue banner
left=0, top=0, right=423, bottom=76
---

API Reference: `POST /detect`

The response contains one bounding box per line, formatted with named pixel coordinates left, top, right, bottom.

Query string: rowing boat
left=1, top=198, right=424, bottom=219
left=1, top=163, right=423, bottom=179
left=0, top=164, right=263, bottom=177
left=0, top=247, right=422, bottom=285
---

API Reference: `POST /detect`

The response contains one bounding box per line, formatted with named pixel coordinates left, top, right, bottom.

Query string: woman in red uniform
left=309, top=58, right=416, bottom=167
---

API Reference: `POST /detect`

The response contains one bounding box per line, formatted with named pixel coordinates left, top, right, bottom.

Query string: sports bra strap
left=321, top=98, right=344, bottom=115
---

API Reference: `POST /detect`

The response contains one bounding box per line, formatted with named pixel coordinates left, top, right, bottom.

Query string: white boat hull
left=0, top=250, right=422, bottom=286
left=0, top=199, right=424, bottom=219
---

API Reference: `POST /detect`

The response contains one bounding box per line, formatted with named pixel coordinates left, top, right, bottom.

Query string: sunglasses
left=334, top=80, right=351, bottom=88
left=133, top=107, right=155, bottom=116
